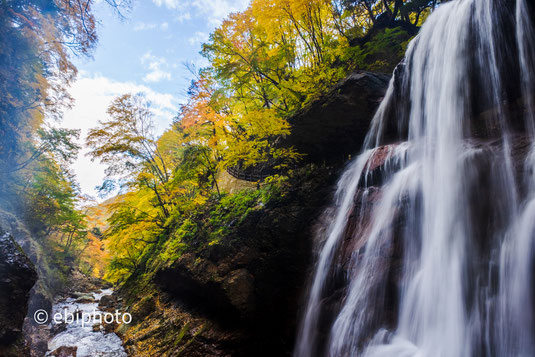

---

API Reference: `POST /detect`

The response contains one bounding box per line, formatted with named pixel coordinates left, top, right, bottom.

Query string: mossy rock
left=131, top=295, right=156, bottom=322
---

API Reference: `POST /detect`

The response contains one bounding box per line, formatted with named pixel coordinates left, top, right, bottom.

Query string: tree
left=0, top=0, right=132, bottom=285
left=177, top=74, right=300, bottom=175
left=87, top=94, right=173, bottom=217
left=0, top=0, right=93, bottom=175
left=0, top=0, right=129, bottom=239
left=20, top=126, right=87, bottom=253
left=0, top=0, right=131, bottom=195
left=5, top=127, right=81, bottom=174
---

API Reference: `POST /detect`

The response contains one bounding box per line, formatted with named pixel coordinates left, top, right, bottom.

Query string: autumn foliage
left=81, top=0, right=440, bottom=283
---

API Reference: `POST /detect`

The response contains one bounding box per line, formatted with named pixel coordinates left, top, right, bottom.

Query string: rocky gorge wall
left=113, top=71, right=391, bottom=357
left=0, top=231, right=37, bottom=357
left=0, top=208, right=72, bottom=356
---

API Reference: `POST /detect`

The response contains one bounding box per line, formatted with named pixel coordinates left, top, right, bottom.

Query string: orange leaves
left=178, top=76, right=228, bottom=152
left=80, top=232, right=110, bottom=278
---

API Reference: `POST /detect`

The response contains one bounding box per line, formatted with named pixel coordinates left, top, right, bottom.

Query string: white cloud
left=144, top=69, right=172, bottom=83
left=59, top=73, right=179, bottom=199
left=192, top=0, right=249, bottom=24
left=188, top=31, right=208, bottom=46
left=152, top=0, right=248, bottom=25
left=134, top=22, right=157, bottom=31
left=175, top=12, right=191, bottom=23
left=140, top=51, right=154, bottom=63
left=151, top=0, right=180, bottom=9
left=140, top=51, right=172, bottom=83
left=134, top=21, right=170, bottom=32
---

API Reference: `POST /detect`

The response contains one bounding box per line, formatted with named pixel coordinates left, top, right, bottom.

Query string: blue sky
left=62, top=0, right=249, bottom=199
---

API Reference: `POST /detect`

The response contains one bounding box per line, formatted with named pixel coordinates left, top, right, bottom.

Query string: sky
left=61, top=0, right=249, bottom=200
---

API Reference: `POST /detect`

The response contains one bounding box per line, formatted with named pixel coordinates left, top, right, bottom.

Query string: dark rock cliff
left=0, top=231, right=37, bottom=356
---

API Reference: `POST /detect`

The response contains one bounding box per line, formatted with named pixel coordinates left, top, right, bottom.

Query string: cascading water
left=295, top=0, right=535, bottom=356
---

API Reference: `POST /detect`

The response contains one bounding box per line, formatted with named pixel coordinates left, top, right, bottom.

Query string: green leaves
left=37, top=127, right=81, bottom=163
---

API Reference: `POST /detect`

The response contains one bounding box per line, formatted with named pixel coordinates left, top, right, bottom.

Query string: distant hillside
left=79, top=195, right=123, bottom=278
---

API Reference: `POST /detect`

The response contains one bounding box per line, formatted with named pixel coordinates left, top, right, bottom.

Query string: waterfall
left=295, top=1, right=535, bottom=356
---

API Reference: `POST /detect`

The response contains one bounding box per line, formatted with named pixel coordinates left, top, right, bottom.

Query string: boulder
left=0, top=231, right=38, bottom=345
left=49, top=345, right=77, bottom=357
left=26, top=286, right=52, bottom=326
left=98, top=294, right=116, bottom=308
left=223, top=269, right=254, bottom=313
left=72, top=292, right=94, bottom=299
left=74, top=297, right=95, bottom=304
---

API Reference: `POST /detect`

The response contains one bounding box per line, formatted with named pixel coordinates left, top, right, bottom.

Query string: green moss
left=173, top=322, right=191, bottom=347
left=362, top=27, right=412, bottom=72
left=160, top=219, right=197, bottom=262
left=129, top=187, right=273, bottom=273
left=205, top=190, right=260, bottom=241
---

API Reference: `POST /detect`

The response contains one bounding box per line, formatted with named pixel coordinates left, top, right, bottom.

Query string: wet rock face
left=310, top=135, right=535, bottom=353
left=0, top=231, right=38, bottom=346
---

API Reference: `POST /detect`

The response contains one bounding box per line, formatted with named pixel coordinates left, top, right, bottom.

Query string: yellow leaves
left=104, top=190, right=161, bottom=268
left=79, top=233, right=110, bottom=278
left=192, top=194, right=208, bottom=206
left=212, top=108, right=297, bottom=169
left=241, top=109, right=291, bottom=137
left=157, top=129, right=183, bottom=167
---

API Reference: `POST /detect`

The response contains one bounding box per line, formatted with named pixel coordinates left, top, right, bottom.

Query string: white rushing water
left=46, top=289, right=127, bottom=357
left=295, top=0, right=535, bottom=356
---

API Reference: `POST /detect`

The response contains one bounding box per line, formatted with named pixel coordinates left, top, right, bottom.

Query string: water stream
left=295, top=0, right=535, bottom=356
left=45, top=289, right=127, bottom=357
